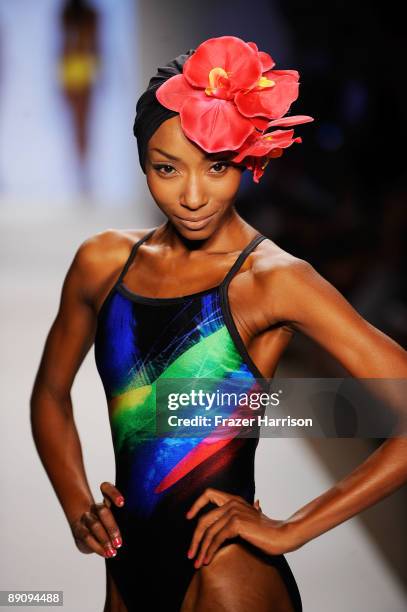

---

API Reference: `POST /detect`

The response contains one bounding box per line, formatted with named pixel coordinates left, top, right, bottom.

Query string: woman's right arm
left=30, top=233, right=124, bottom=557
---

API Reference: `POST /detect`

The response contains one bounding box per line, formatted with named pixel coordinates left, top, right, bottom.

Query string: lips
left=176, top=212, right=216, bottom=229
left=178, top=213, right=214, bottom=222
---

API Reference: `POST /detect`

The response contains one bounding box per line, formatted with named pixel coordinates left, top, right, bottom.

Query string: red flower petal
left=250, top=156, right=270, bottom=184
left=253, top=161, right=266, bottom=183
left=271, top=69, right=300, bottom=79
left=179, top=96, right=255, bottom=152
left=235, top=70, right=300, bottom=119
left=155, top=74, right=202, bottom=112
left=249, top=113, right=314, bottom=131
left=152, top=36, right=313, bottom=185
left=269, top=147, right=284, bottom=158
left=231, top=128, right=300, bottom=162
left=238, top=134, right=302, bottom=183
left=246, top=41, right=276, bottom=72
left=258, top=51, right=276, bottom=72
left=246, top=42, right=258, bottom=52
left=250, top=116, right=270, bottom=130
left=183, top=35, right=262, bottom=93
left=265, top=115, right=314, bottom=128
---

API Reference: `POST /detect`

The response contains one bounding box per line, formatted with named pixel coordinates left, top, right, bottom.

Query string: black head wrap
left=133, top=48, right=196, bottom=174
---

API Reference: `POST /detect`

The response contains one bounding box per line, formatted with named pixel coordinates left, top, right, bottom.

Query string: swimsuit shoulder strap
left=116, top=228, right=156, bottom=284
left=116, top=228, right=266, bottom=287
left=221, top=233, right=267, bottom=288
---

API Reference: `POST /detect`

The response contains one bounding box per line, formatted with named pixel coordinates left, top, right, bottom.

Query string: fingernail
left=113, top=537, right=122, bottom=548
left=105, top=548, right=117, bottom=558
left=116, top=497, right=125, bottom=506
left=187, top=549, right=193, bottom=558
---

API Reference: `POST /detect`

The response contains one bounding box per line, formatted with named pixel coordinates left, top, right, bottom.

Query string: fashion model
left=58, top=0, right=100, bottom=162
left=30, top=36, right=407, bottom=612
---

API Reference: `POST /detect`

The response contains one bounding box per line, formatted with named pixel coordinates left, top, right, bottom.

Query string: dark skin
left=31, top=116, right=407, bottom=612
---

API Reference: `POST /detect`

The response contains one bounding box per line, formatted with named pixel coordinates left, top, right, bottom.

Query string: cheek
left=212, top=170, right=242, bottom=198
left=146, top=173, right=178, bottom=211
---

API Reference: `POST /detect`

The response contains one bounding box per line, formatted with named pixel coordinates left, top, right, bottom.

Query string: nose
left=179, top=173, right=209, bottom=210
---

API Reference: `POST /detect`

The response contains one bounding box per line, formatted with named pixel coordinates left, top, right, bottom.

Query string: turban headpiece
left=133, top=36, right=314, bottom=183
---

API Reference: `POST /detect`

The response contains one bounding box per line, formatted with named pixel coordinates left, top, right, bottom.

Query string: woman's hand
left=69, top=482, right=125, bottom=559
left=185, top=487, right=302, bottom=568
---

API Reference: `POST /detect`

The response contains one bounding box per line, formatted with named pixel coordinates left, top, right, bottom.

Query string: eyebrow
left=150, top=147, right=231, bottom=162
left=150, top=147, right=181, bottom=161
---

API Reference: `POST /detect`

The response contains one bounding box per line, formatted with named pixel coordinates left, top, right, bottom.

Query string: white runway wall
left=0, top=0, right=144, bottom=207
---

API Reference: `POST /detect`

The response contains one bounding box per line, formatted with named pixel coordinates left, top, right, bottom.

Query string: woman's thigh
left=180, top=542, right=295, bottom=612
left=103, top=564, right=128, bottom=612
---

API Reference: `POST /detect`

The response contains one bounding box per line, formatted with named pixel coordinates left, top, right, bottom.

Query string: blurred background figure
left=58, top=0, right=101, bottom=186
left=0, top=0, right=139, bottom=206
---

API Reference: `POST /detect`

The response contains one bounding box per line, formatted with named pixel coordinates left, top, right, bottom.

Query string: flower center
left=257, top=76, right=275, bottom=89
left=205, top=67, right=233, bottom=100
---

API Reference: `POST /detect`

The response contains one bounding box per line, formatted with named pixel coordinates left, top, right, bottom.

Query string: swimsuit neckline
left=97, top=229, right=267, bottom=313
left=116, top=279, right=223, bottom=304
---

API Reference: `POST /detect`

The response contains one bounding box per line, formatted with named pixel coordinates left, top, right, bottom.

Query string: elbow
left=29, top=384, right=73, bottom=432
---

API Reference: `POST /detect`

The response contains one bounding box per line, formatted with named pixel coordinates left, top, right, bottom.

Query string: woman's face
left=145, top=115, right=244, bottom=236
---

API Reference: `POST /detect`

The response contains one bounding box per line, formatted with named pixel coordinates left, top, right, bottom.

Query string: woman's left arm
left=267, top=258, right=407, bottom=548
left=186, top=258, right=407, bottom=566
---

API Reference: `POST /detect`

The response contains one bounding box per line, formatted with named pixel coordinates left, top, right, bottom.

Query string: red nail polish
left=117, top=496, right=125, bottom=506
left=113, top=536, right=122, bottom=548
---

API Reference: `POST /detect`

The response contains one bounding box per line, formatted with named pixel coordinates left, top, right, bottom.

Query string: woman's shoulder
left=240, top=234, right=313, bottom=306
left=76, top=227, right=154, bottom=266
left=252, top=235, right=311, bottom=279
left=241, top=237, right=322, bottom=334
left=252, top=237, right=332, bottom=325
left=86, top=226, right=153, bottom=248
left=69, top=227, right=155, bottom=308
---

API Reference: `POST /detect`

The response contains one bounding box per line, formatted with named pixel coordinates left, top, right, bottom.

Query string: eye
left=153, top=164, right=176, bottom=176
left=152, top=161, right=230, bottom=177
left=210, top=161, right=229, bottom=174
